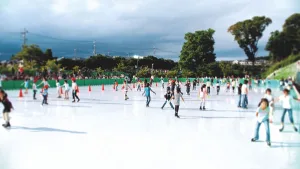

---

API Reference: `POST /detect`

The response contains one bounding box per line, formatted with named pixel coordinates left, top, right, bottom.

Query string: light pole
left=151, top=63, right=154, bottom=74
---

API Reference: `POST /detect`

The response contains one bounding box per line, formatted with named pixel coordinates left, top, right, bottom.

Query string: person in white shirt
left=32, top=81, right=37, bottom=100
left=173, top=87, right=184, bottom=118
left=241, top=80, right=248, bottom=109
left=263, top=88, right=274, bottom=119
left=56, top=79, right=62, bottom=98
left=275, top=89, right=298, bottom=132
left=64, top=80, right=70, bottom=99
left=231, top=79, right=236, bottom=93
left=72, top=78, right=80, bottom=103
left=251, top=98, right=271, bottom=146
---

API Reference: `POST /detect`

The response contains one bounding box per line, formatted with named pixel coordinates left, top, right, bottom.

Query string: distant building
left=232, top=59, right=269, bottom=66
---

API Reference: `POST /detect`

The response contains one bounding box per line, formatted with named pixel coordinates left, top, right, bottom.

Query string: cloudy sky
left=0, top=0, right=299, bottom=60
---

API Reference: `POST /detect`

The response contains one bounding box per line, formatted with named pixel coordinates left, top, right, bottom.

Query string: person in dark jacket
left=161, top=87, right=174, bottom=109
left=0, top=90, right=13, bottom=128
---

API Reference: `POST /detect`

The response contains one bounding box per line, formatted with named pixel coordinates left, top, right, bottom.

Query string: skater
left=161, top=77, right=164, bottom=89
left=0, top=90, right=13, bottom=128
left=56, top=79, right=62, bottom=98
left=263, top=88, right=274, bottom=118
left=192, top=79, right=197, bottom=90
left=21, top=79, right=29, bottom=94
left=226, top=81, right=230, bottom=92
left=41, top=85, right=49, bottom=106
left=216, top=80, right=220, bottom=95
left=199, top=84, right=207, bottom=110
left=137, top=80, right=142, bottom=92
left=241, top=80, right=248, bottom=109
left=114, top=80, right=119, bottom=91
left=232, top=79, right=236, bottom=93
left=185, top=79, right=191, bottom=95
left=64, top=80, right=70, bottom=99
left=142, top=83, right=156, bottom=107
left=206, top=79, right=211, bottom=95
left=173, top=87, right=184, bottom=118
left=275, top=89, right=298, bottom=132
left=72, top=78, right=80, bottom=103
left=161, top=87, right=174, bottom=109
left=251, top=98, right=272, bottom=146
left=33, top=80, right=37, bottom=100
left=38, top=78, right=50, bottom=88
left=123, top=80, right=132, bottom=100
left=237, top=83, right=243, bottom=107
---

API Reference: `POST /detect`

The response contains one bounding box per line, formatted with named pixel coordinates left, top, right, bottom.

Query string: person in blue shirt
left=142, top=83, right=156, bottom=107
left=41, top=85, right=49, bottom=106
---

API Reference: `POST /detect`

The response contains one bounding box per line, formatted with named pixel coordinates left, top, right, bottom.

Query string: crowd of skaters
left=1, top=75, right=300, bottom=148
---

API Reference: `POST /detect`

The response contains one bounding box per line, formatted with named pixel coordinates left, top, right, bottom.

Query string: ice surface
left=0, top=84, right=299, bottom=169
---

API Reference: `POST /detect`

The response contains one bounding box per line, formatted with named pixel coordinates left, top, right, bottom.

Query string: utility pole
left=21, top=28, right=28, bottom=48
left=74, top=49, right=77, bottom=58
left=93, top=41, right=96, bottom=56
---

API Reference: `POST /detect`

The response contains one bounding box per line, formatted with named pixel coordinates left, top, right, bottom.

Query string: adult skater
left=161, top=87, right=174, bottom=109
left=142, top=83, right=156, bottom=107
left=232, top=78, right=236, bottom=93
left=173, top=87, right=184, bottom=118
left=275, top=89, right=298, bottom=132
left=38, top=78, right=50, bottom=88
left=241, top=80, right=248, bottom=109
left=56, top=79, right=62, bottom=98
left=137, top=80, right=142, bottom=92
left=32, top=80, right=37, bottom=100
left=206, top=79, right=211, bottom=95
left=237, top=83, right=243, bottom=108
left=185, top=79, right=191, bottom=95
left=72, top=78, right=80, bottom=103
left=251, top=98, right=271, bottom=146
left=192, top=79, right=197, bottom=90
left=161, top=76, right=164, bottom=89
left=216, top=80, right=220, bottom=95
left=0, top=90, right=13, bottom=128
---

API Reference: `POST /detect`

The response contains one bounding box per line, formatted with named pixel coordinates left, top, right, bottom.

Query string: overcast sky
left=0, top=0, right=299, bottom=60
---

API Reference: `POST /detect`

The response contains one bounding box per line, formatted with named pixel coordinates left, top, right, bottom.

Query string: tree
left=73, top=65, right=80, bottom=74
left=265, top=31, right=292, bottom=61
left=179, top=28, right=216, bottom=72
left=219, top=61, right=232, bottom=77
left=228, top=16, right=272, bottom=64
left=282, top=13, right=300, bottom=54
left=96, top=67, right=104, bottom=75
left=12, top=45, right=45, bottom=64
left=45, top=60, right=61, bottom=73
left=44, top=49, right=53, bottom=61
left=113, top=61, right=128, bottom=72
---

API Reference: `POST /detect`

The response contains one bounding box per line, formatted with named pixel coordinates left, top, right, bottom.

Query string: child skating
left=142, top=83, right=156, bottom=107
left=137, top=80, right=141, bottom=92
left=41, top=85, right=49, bottom=106
left=114, top=80, right=119, bottom=91
left=21, top=79, right=29, bottom=94
left=251, top=98, right=272, bottom=146
left=216, top=80, right=220, bottom=95
left=185, top=79, right=191, bottom=95
left=275, top=89, right=298, bottom=132
left=123, top=80, right=132, bottom=100
left=161, top=87, right=174, bottom=109
left=173, top=87, right=184, bottom=118
left=0, top=90, right=13, bottom=128
left=199, top=84, right=207, bottom=110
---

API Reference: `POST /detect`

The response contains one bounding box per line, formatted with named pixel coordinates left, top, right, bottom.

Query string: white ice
left=0, top=84, right=299, bottom=169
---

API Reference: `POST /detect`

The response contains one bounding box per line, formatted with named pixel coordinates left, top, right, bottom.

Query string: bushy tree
left=228, top=16, right=272, bottom=64
left=179, top=28, right=216, bottom=72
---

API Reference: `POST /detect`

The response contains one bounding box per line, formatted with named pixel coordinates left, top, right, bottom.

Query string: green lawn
left=268, top=62, right=297, bottom=80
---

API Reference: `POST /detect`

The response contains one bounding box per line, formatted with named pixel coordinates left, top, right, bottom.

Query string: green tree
left=228, top=16, right=272, bottom=64
left=45, top=60, right=61, bottom=73
left=265, top=31, right=292, bottom=61
left=73, top=65, right=80, bottom=74
left=113, top=61, right=128, bottom=72
left=44, top=49, right=54, bottom=61
left=219, top=61, right=232, bottom=77
left=96, top=67, right=104, bottom=75
left=179, top=28, right=216, bottom=72
left=282, top=13, right=300, bottom=54
left=12, top=45, right=45, bottom=64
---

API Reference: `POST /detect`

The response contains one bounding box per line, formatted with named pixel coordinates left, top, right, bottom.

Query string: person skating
left=137, top=80, right=142, bottom=92
left=123, top=80, right=132, bottom=100
left=56, top=79, right=62, bottom=98
left=114, top=80, right=119, bottom=91
left=206, top=79, right=211, bottom=95
left=41, top=85, right=49, bottom=106
left=185, top=79, right=191, bottom=95
left=216, top=80, right=220, bottom=95
left=161, top=87, right=174, bottom=109
left=199, top=84, right=207, bottom=110
left=161, top=77, right=165, bottom=89
left=32, top=80, right=37, bottom=100
left=251, top=98, right=272, bottom=146
left=21, top=79, right=29, bottom=94
left=0, top=90, right=13, bottom=128
left=72, top=78, right=80, bottom=103
left=142, top=83, right=156, bottom=107
left=64, top=80, right=70, bottom=99
left=237, top=83, right=243, bottom=108
left=173, top=87, right=184, bottom=118
left=275, top=89, right=298, bottom=132
left=192, top=79, right=197, bottom=90
left=241, top=80, right=248, bottom=109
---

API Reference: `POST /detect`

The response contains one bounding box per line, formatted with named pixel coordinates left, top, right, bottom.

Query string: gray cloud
left=0, top=0, right=299, bottom=59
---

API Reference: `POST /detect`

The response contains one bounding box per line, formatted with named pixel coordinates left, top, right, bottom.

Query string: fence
left=1, top=78, right=276, bottom=90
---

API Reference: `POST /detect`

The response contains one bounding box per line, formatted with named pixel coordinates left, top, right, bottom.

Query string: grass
left=264, top=54, right=300, bottom=79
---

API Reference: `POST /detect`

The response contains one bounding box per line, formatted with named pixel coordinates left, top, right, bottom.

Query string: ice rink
left=0, top=84, right=299, bottom=169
